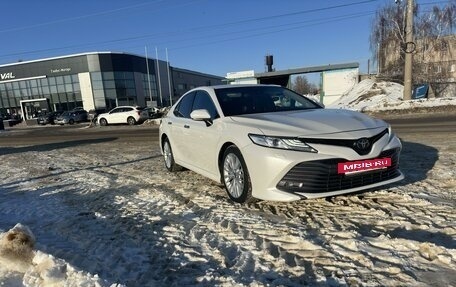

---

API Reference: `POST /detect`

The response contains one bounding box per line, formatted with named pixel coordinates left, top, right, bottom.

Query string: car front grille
left=299, top=128, right=389, bottom=155
left=277, top=148, right=401, bottom=194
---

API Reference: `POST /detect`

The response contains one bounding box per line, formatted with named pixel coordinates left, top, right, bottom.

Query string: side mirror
left=190, top=109, right=212, bottom=126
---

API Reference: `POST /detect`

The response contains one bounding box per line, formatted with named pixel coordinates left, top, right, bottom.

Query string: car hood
left=229, top=108, right=388, bottom=138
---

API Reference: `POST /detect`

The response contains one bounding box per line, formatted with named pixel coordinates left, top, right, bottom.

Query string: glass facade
left=0, top=53, right=223, bottom=121
left=0, top=71, right=160, bottom=117
left=143, top=73, right=158, bottom=106
left=0, top=75, right=82, bottom=116
left=91, top=71, right=158, bottom=110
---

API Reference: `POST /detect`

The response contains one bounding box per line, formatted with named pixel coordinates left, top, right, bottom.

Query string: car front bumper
left=55, top=119, right=69, bottom=125
left=240, top=134, right=404, bottom=201
left=38, top=119, right=50, bottom=124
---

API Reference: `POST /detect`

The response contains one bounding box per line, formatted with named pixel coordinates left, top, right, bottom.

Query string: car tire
left=127, top=117, right=136, bottom=125
left=69, top=119, right=75, bottom=125
left=163, top=138, right=182, bottom=172
left=99, top=118, right=108, bottom=126
left=222, top=146, right=253, bottom=203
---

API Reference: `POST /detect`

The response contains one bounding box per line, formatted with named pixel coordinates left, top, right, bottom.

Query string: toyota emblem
left=355, top=138, right=370, bottom=150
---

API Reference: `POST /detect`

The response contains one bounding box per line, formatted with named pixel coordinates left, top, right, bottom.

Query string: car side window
left=174, top=92, right=195, bottom=118
left=192, top=91, right=219, bottom=120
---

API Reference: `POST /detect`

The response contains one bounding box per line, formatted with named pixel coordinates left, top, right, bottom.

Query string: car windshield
left=61, top=111, right=70, bottom=116
left=214, top=86, right=322, bottom=117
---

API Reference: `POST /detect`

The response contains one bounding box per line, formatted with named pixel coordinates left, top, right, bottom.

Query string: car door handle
left=184, top=125, right=190, bottom=129
left=167, top=121, right=172, bottom=125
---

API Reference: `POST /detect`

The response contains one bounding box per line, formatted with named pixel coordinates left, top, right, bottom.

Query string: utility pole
left=403, top=0, right=414, bottom=100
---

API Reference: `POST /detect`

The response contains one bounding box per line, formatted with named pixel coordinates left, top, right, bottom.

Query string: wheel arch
left=99, top=117, right=108, bottom=125
left=218, top=141, right=236, bottom=181
left=160, top=133, right=169, bottom=151
left=127, top=116, right=136, bottom=124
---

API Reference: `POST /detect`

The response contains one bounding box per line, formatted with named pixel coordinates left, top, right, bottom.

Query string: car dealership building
left=0, top=52, right=223, bottom=121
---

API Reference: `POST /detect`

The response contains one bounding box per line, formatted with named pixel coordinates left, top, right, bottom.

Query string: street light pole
left=145, top=46, right=153, bottom=107
left=403, top=0, right=414, bottom=100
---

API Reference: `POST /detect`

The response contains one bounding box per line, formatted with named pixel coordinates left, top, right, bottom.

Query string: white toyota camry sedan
left=159, top=84, right=404, bottom=203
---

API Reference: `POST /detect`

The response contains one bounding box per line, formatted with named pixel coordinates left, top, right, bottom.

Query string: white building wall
left=226, top=70, right=257, bottom=85
left=78, top=72, right=95, bottom=110
left=231, top=78, right=258, bottom=85
left=322, top=68, right=359, bottom=105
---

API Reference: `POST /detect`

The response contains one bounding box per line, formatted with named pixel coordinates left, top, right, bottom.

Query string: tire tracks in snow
left=1, top=140, right=455, bottom=286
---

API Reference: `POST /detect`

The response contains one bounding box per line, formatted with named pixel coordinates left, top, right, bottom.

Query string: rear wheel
left=222, top=146, right=253, bottom=203
left=163, top=138, right=182, bottom=172
left=99, top=118, right=108, bottom=126
left=127, top=117, right=136, bottom=125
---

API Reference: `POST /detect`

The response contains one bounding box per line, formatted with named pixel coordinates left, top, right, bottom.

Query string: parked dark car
left=55, top=110, right=88, bottom=125
left=88, top=108, right=107, bottom=123
left=0, top=113, right=11, bottom=120
left=144, top=107, right=166, bottom=119
left=37, top=111, right=62, bottom=125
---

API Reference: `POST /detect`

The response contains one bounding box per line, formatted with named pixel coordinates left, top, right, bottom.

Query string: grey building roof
left=255, top=62, right=359, bottom=78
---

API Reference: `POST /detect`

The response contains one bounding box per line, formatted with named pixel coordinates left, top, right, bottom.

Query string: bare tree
left=370, top=2, right=408, bottom=79
left=291, top=75, right=318, bottom=95
left=370, top=0, right=456, bottom=97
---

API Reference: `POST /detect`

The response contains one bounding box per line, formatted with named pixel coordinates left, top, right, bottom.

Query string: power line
left=0, top=10, right=376, bottom=60
left=167, top=11, right=376, bottom=51
left=0, top=0, right=204, bottom=34
left=0, top=0, right=379, bottom=60
left=1, top=0, right=449, bottom=61
left=164, top=11, right=375, bottom=48
left=164, top=0, right=379, bottom=33
left=419, top=0, right=454, bottom=5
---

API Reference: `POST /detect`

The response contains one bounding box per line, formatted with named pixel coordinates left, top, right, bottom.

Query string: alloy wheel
left=223, top=153, right=244, bottom=199
left=163, top=141, right=173, bottom=169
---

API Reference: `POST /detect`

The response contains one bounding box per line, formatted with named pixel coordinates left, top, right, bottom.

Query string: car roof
left=188, top=84, right=281, bottom=93
left=214, top=84, right=279, bottom=89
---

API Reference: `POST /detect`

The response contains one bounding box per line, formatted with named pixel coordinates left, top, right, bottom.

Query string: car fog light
left=278, top=180, right=303, bottom=188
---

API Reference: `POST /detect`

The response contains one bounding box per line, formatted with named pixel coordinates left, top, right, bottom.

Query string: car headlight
left=248, top=134, right=318, bottom=153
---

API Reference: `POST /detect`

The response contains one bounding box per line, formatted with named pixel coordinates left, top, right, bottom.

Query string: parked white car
left=97, top=106, right=149, bottom=126
left=159, top=84, right=404, bottom=203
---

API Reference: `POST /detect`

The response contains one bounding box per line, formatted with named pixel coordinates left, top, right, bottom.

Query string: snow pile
left=329, top=79, right=456, bottom=113
left=0, top=224, right=122, bottom=287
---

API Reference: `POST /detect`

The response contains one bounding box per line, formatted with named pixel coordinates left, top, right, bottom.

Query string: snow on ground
left=328, top=78, right=456, bottom=113
left=0, top=80, right=455, bottom=286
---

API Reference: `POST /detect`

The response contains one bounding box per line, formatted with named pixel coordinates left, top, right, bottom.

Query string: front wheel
left=163, top=138, right=182, bottom=172
left=222, top=146, right=253, bottom=203
left=99, top=118, right=108, bottom=126
left=69, top=119, right=75, bottom=125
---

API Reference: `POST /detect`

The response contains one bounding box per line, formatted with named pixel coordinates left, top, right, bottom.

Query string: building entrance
left=20, top=99, right=51, bottom=121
